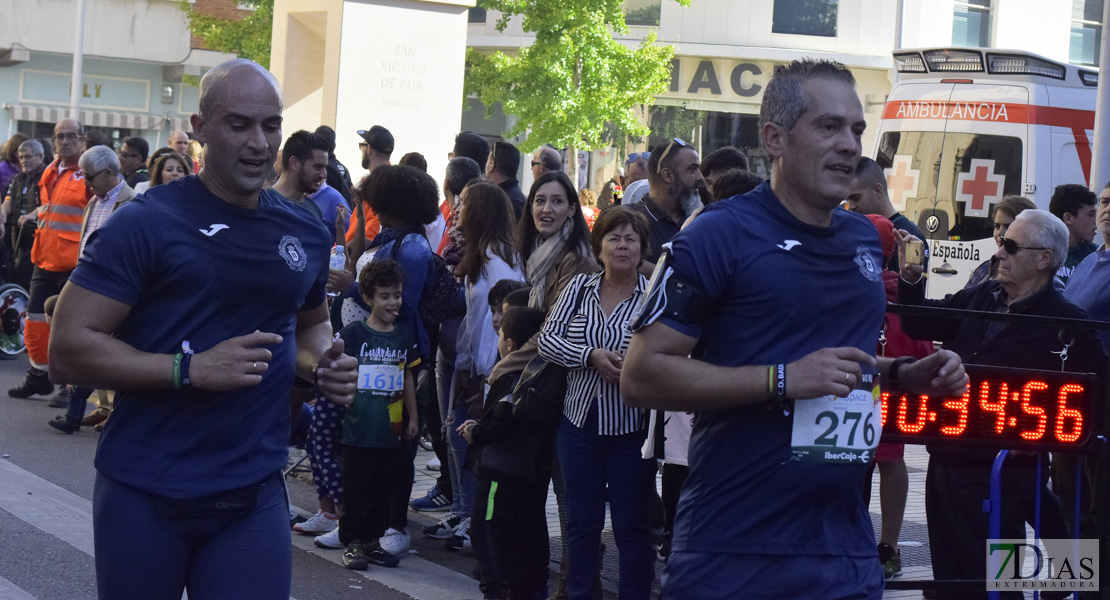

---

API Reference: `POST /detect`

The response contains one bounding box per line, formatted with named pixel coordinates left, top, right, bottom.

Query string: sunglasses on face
left=655, top=138, right=688, bottom=173
left=999, top=236, right=1048, bottom=255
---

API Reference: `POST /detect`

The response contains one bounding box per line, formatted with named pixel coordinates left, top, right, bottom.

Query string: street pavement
left=0, top=350, right=974, bottom=600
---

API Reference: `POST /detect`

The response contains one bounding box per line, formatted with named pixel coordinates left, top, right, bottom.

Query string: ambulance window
left=876, top=132, right=1022, bottom=242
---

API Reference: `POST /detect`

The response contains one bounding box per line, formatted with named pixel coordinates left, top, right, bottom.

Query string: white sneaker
left=380, top=527, right=411, bottom=555
left=293, top=509, right=339, bottom=534
left=314, top=527, right=343, bottom=549
left=425, top=456, right=441, bottom=471
left=445, top=517, right=471, bottom=552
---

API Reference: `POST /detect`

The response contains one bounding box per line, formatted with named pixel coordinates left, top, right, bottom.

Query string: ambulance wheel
left=0, top=283, right=29, bottom=359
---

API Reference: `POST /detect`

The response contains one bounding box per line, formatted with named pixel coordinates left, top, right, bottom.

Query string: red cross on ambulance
left=884, top=154, right=920, bottom=211
left=956, top=158, right=1005, bottom=219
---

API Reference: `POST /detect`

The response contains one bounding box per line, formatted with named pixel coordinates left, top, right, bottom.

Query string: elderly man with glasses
left=8, top=119, right=90, bottom=401
left=2, top=138, right=47, bottom=288
left=897, top=209, right=1106, bottom=598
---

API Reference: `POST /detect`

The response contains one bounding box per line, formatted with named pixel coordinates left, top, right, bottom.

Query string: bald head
left=169, top=130, right=190, bottom=154
left=531, top=146, right=561, bottom=180
left=198, top=59, right=283, bottom=118
left=53, top=118, right=84, bottom=162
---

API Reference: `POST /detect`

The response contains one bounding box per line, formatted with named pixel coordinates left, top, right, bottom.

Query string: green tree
left=466, top=0, right=688, bottom=184
left=178, top=0, right=274, bottom=69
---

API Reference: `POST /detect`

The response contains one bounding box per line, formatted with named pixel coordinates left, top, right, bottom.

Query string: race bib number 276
left=790, top=373, right=880, bottom=464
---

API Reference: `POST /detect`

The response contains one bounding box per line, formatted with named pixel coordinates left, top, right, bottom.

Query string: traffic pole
left=69, top=0, right=87, bottom=121
left=1088, top=0, right=1110, bottom=190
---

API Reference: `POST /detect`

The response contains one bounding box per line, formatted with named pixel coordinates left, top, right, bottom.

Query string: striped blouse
left=537, top=272, right=648, bottom=435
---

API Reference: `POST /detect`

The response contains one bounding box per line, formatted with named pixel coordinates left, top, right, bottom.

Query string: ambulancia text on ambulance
left=872, top=47, right=1097, bottom=298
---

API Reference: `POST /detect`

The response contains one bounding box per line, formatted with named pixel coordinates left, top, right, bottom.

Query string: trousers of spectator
left=93, top=470, right=291, bottom=600
left=25, top=266, right=71, bottom=371
left=421, top=368, right=452, bottom=494
left=557, top=407, right=656, bottom=600
left=434, top=316, right=463, bottom=502
left=926, top=455, right=1071, bottom=600
left=388, top=431, right=418, bottom=532
left=64, top=386, right=94, bottom=424
left=306, top=396, right=345, bottom=505
left=444, top=369, right=477, bottom=520
left=340, top=444, right=407, bottom=547
left=472, top=475, right=551, bottom=600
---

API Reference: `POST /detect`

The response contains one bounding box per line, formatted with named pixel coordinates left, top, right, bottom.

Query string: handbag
left=511, top=280, right=589, bottom=426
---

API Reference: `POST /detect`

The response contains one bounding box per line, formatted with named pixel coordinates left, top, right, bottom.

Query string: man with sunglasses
left=620, top=151, right=651, bottom=206
left=623, top=59, right=968, bottom=599
left=9, top=118, right=90, bottom=400
left=631, top=138, right=705, bottom=266
left=897, top=209, right=1105, bottom=597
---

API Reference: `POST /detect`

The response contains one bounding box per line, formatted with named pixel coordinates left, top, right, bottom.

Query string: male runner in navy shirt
left=622, top=59, right=969, bottom=599
left=49, top=59, right=359, bottom=600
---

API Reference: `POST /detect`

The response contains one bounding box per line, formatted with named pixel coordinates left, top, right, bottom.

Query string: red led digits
left=896, top=394, right=929, bottom=433
left=880, top=392, right=891, bottom=427
left=939, top=391, right=970, bottom=436
left=978, top=381, right=1008, bottom=434
left=1018, top=380, right=1049, bottom=441
left=1056, top=384, right=1085, bottom=443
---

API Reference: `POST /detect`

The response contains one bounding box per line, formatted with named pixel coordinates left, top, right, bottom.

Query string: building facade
left=0, top=0, right=238, bottom=150
left=465, top=0, right=1103, bottom=191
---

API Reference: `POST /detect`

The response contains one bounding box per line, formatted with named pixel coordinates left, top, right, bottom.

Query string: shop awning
left=3, top=104, right=168, bottom=131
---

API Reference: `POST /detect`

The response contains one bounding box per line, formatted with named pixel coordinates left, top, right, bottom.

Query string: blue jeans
left=557, top=407, right=655, bottom=600
left=445, top=372, right=476, bottom=519
left=93, top=471, right=291, bottom=600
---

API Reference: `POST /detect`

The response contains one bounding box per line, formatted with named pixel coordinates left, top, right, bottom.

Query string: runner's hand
left=316, top=338, right=358, bottom=406
left=896, top=350, right=968, bottom=397
left=785, top=347, right=875, bottom=399
left=189, top=330, right=282, bottom=391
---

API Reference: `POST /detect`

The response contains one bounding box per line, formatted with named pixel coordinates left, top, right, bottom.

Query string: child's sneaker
left=380, top=527, right=411, bottom=555
left=342, top=540, right=369, bottom=570
left=423, top=512, right=462, bottom=539
left=878, top=542, right=902, bottom=579
left=364, top=541, right=401, bottom=568
left=445, top=517, right=471, bottom=552
left=410, top=484, right=452, bottom=512
left=314, top=528, right=342, bottom=549
left=293, top=509, right=338, bottom=534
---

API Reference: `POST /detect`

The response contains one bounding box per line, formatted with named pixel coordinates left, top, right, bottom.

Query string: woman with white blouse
left=439, top=180, right=525, bottom=549
left=537, top=206, right=655, bottom=600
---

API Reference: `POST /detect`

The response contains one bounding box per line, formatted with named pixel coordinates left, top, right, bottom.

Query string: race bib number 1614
left=790, top=373, right=880, bottom=464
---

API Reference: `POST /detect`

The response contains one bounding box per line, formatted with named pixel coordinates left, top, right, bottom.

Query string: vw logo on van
left=925, top=215, right=940, bottom=233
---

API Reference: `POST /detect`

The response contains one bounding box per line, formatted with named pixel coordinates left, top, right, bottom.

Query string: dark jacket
left=326, top=156, right=353, bottom=204
left=498, top=179, right=526, bottom=222
left=898, top=276, right=1107, bottom=462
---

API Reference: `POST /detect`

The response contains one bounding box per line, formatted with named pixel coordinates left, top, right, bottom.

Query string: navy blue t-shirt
left=661, top=182, right=885, bottom=559
left=71, top=175, right=330, bottom=499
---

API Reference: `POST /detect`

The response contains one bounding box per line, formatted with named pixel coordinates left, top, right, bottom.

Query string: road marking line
left=0, top=574, right=38, bottom=600
left=0, top=459, right=95, bottom=555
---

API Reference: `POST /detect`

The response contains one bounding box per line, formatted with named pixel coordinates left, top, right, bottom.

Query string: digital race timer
left=880, top=365, right=1101, bottom=451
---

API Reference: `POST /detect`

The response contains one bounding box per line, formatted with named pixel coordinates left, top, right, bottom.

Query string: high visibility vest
left=32, top=160, right=90, bottom=272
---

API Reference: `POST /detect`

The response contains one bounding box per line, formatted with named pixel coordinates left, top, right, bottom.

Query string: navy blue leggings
left=93, top=471, right=292, bottom=600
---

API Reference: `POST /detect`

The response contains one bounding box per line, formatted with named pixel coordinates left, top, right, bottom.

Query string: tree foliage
left=465, top=0, right=688, bottom=154
left=178, top=0, right=274, bottom=69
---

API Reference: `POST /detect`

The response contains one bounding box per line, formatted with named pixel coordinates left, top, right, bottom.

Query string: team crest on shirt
left=279, top=235, right=307, bottom=272
left=854, top=247, right=881, bottom=282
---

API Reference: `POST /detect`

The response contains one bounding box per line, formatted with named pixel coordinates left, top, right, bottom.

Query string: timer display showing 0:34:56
left=879, top=365, right=1100, bottom=450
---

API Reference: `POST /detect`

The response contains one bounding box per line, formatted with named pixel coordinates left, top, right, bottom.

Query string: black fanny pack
left=151, top=472, right=279, bottom=517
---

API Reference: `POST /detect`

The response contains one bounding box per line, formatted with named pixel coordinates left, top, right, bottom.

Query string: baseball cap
left=357, top=125, right=394, bottom=154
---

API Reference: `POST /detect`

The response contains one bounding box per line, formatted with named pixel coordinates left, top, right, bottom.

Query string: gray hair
left=536, top=146, right=561, bottom=172
left=1013, top=209, right=1069, bottom=272
left=18, top=139, right=43, bottom=156
left=445, top=156, right=483, bottom=197
left=758, top=59, right=857, bottom=141
left=199, top=59, right=282, bottom=118
left=78, top=145, right=120, bottom=176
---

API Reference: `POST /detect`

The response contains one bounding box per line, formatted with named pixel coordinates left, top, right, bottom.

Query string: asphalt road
left=0, top=354, right=490, bottom=600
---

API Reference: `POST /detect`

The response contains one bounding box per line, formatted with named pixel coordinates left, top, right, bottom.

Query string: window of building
left=1070, top=0, right=1102, bottom=66
left=468, top=7, right=487, bottom=24
left=771, top=0, right=838, bottom=38
left=624, top=0, right=661, bottom=27
left=952, top=0, right=991, bottom=47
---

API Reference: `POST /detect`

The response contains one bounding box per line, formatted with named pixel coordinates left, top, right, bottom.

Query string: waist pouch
left=150, top=472, right=278, bottom=517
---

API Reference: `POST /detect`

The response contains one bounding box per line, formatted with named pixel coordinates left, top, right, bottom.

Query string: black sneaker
left=342, top=540, right=368, bottom=570
left=9, top=370, right=53, bottom=399
left=47, top=389, right=70, bottom=408
left=364, top=542, right=400, bottom=568
left=47, top=416, right=80, bottom=434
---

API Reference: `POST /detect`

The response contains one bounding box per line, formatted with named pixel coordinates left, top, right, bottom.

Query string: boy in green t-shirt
left=335, top=259, right=420, bottom=570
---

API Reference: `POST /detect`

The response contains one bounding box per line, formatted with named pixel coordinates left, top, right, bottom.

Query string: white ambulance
left=872, top=47, right=1097, bottom=298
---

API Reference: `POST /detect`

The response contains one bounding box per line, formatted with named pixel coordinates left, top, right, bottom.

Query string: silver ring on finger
left=252, top=362, right=258, bottom=371
left=845, top=372, right=851, bottom=385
